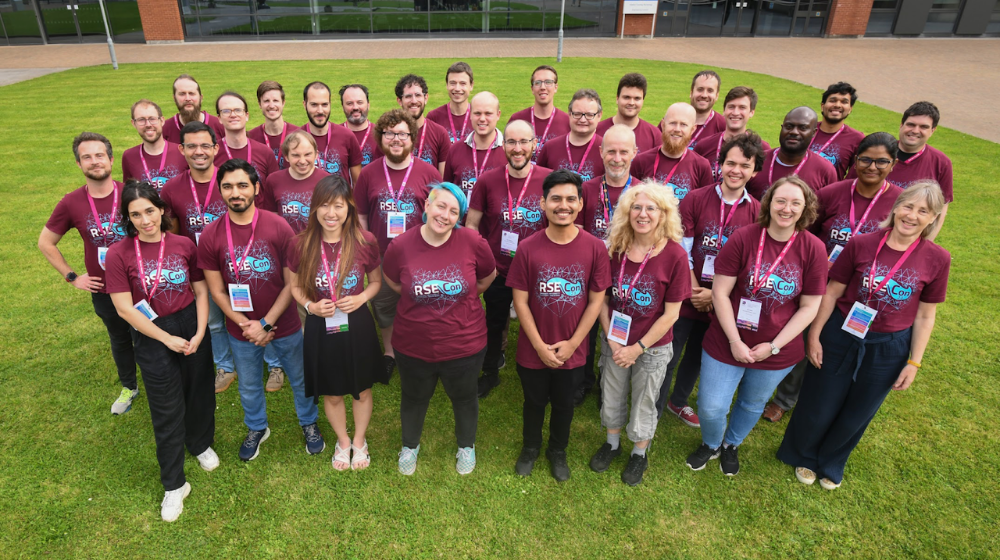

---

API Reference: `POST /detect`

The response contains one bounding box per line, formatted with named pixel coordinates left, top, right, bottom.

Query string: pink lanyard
left=617, top=246, right=654, bottom=299
left=751, top=228, right=799, bottom=298
left=600, top=175, right=633, bottom=224
left=189, top=170, right=216, bottom=223
left=471, top=131, right=498, bottom=179
left=134, top=233, right=167, bottom=300
left=447, top=109, right=470, bottom=142
left=343, top=121, right=371, bottom=152
left=224, top=209, right=260, bottom=284
left=415, top=123, right=428, bottom=158
left=809, top=125, right=844, bottom=155
left=848, top=179, right=889, bottom=234
left=223, top=138, right=251, bottom=164
left=175, top=111, right=208, bottom=130
left=320, top=241, right=343, bottom=300
left=767, top=150, right=809, bottom=185
left=383, top=157, right=415, bottom=207
left=505, top=164, right=536, bottom=228
left=565, top=134, right=597, bottom=173
left=867, top=231, right=920, bottom=304
left=263, top=122, right=289, bottom=152
left=899, top=145, right=927, bottom=166
left=86, top=183, right=119, bottom=244
left=715, top=189, right=742, bottom=250
left=530, top=109, right=555, bottom=144
left=653, top=149, right=687, bottom=184
left=690, top=111, right=716, bottom=146
left=140, top=145, right=169, bottom=182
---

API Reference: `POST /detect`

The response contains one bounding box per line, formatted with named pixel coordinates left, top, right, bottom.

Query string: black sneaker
left=547, top=449, right=571, bottom=481
left=515, top=447, right=540, bottom=476
left=477, top=372, right=500, bottom=399
left=384, top=355, right=396, bottom=378
left=589, top=443, right=622, bottom=473
left=685, top=443, right=720, bottom=471
left=239, top=427, right=271, bottom=461
left=720, top=445, right=740, bottom=476
left=621, top=453, right=649, bottom=486
left=573, top=386, right=588, bottom=407
left=302, top=423, right=326, bottom=455
left=498, top=354, right=507, bottom=370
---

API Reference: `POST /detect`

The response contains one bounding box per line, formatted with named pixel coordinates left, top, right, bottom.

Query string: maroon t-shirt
left=535, top=133, right=605, bottom=182
left=595, top=117, right=663, bottom=154
left=353, top=158, right=441, bottom=255
left=197, top=209, right=301, bottom=339
left=248, top=122, right=300, bottom=170
left=105, top=233, right=203, bottom=317
left=609, top=242, right=692, bottom=347
left=508, top=107, right=571, bottom=162
left=679, top=186, right=761, bottom=322
left=426, top=104, right=471, bottom=144
left=162, top=112, right=226, bottom=145
left=693, top=131, right=771, bottom=182
left=631, top=149, right=715, bottom=202
left=120, top=142, right=188, bottom=192
left=213, top=138, right=280, bottom=190
left=689, top=111, right=725, bottom=150
left=306, top=125, right=363, bottom=183
left=160, top=170, right=229, bottom=244
left=702, top=224, right=827, bottom=369
left=746, top=149, right=839, bottom=200
left=809, top=123, right=864, bottom=179
left=374, top=120, right=452, bottom=169
left=45, top=183, right=128, bottom=292
left=342, top=123, right=379, bottom=168
left=811, top=179, right=904, bottom=258
left=830, top=231, right=949, bottom=333
left=287, top=229, right=380, bottom=300
left=382, top=226, right=496, bottom=362
left=258, top=168, right=330, bottom=233
left=442, top=135, right=507, bottom=201
left=469, top=164, right=551, bottom=278
left=577, top=175, right=639, bottom=239
left=872, top=144, right=953, bottom=203
left=506, top=229, right=613, bottom=370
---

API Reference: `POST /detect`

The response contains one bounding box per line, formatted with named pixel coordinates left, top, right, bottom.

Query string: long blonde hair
left=606, top=179, right=683, bottom=257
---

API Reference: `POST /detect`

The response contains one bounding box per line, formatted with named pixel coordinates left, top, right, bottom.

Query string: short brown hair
left=281, top=130, right=317, bottom=158
left=530, top=65, right=558, bottom=85
left=758, top=176, right=817, bottom=232
left=130, top=99, right=162, bottom=120
left=256, top=80, right=285, bottom=103
left=172, top=74, right=201, bottom=96
left=723, top=86, right=757, bottom=111
left=617, top=73, right=647, bottom=97
left=446, top=61, right=473, bottom=84
left=73, top=132, right=112, bottom=162
left=374, top=109, right=417, bottom=147
left=691, top=70, right=721, bottom=91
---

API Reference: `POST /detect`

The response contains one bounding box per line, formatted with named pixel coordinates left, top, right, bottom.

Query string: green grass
left=1, top=58, right=998, bottom=559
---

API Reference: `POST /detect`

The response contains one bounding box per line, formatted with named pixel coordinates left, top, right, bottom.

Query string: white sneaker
left=196, top=447, right=219, bottom=472
left=161, top=482, right=191, bottom=522
left=110, top=387, right=140, bottom=415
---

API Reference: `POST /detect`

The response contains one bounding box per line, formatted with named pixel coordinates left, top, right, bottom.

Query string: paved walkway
left=2, top=37, right=998, bottom=143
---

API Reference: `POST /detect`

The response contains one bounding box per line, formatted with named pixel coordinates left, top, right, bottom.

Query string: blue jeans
left=229, top=331, right=316, bottom=431
left=697, top=351, right=793, bottom=449
left=209, top=299, right=281, bottom=372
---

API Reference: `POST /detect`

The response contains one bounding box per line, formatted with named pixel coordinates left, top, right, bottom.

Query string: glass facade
left=867, top=0, right=997, bottom=35
left=655, top=0, right=827, bottom=37
left=0, top=0, right=143, bottom=45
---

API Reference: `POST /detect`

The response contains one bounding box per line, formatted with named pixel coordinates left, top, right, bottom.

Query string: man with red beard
left=339, top=84, right=378, bottom=169
left=391, top=74, right=450, bottom=176
left=121, top=99, right=188, bottom=192
left=688, top=70, right=724, bottom=150
left=302, top=81, right=363, bottom=186
left=161, top=74, right=226, bottom=144
left=249, top=81, right=298, bottom=171
left=633, top=103, right=714, bottom=202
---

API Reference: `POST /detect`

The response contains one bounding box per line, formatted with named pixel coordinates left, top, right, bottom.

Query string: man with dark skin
left=746, top=106, right=837, bottom=200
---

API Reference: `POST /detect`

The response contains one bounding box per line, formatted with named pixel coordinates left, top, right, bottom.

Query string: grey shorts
left=370, top=264, right=400, bottom=329
left=600, top=337, right=674, bottom=442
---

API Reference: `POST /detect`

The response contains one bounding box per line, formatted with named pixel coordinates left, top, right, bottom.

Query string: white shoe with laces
left=196, top=447, right=219, bottom=472
left=161, top=482, right=191, bottom=522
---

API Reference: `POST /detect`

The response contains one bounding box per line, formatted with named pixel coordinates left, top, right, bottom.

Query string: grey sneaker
left=265, top=367, right=284, bottom=392
left=214, top=369, right=236, bottom=393
left=111, top=387, right=139, bottom=415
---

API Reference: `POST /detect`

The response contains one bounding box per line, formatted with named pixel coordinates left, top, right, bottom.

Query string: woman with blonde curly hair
left=590, top=179, right=691, bottom=486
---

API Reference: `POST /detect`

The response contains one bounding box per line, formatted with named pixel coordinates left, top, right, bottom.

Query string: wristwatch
left=259, top=318, right=273, bottom=333
left=637, top=340, right=648, bottom=354
left=65, top=271, right=78, bottom=283
left=769, top=342, right=780, bottom=355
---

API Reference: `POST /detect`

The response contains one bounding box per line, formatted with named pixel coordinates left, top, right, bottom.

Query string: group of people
left=38, top=61, right=953, bottom=522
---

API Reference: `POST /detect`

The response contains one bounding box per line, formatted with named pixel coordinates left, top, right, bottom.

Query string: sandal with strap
left=351, top=440, right=370, bottom=471
left=331, top=442, right=351, bottom=471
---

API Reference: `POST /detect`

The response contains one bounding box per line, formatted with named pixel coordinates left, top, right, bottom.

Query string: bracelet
left=907, top=359, right=922, bottom=369
left=304, top=301, right=312, bottom=315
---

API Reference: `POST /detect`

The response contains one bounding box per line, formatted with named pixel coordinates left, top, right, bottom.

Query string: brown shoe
left=265, top=367, right=285, bottom=392
left=762, top=402, right=786, bottom=423
left=214, top=368, right=236, bottom=394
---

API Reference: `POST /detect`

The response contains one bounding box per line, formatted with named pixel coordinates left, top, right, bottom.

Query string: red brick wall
left=616, top=2, right=657, bottom=36
left=137, top=0, right=185, bottom=42
left=825, top=0, right=874, bottom=37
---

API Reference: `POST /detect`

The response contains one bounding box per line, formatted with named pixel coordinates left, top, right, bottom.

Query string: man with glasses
left=443, top=92, right=506, bottom=202
left=213, top=91, right=279, bottom=189
left=249, top=80, right=299, bottom=171
left=303, top=81, right=363, bottom=185
left=633, top=103, right=714, bottom=202
left=392, top=74, right=450, bottom=176
left=536, top=89, right=605, bottom=182
left=427, top=61, right=475, bottom=144
left=746, top=107, right=837, bottom=200
left=162, top=74, right=226, bottom=144
left=595, top=73, right=662, bottom=154
left=121, top=99, right=188, bottom=191
left=809, top=82, right=864, bottom=180
left=509, top=65, right=570, bottom=163
left=466, top=119, right=552, bottom=399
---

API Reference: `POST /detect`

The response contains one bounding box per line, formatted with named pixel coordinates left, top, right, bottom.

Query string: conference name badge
left=228, top=283, right=254, bottom=312
left=98, top=247, right=108, bottom=270
left=326, top=309, right=349, bottom=334
left=500, top=230, right=519, bottom=257
left=133, top=299, right=159, bottom=321
left=736, top=298, right=762, bottom=332
left=387, top=211, right=406, bottom=238
left=842, top=301, right=877, bottom=339
left=607, top=310, right=632, bottom=346
left=700, top=255, right=716, bottom=282
left=195, top=232, right=201, bottom=246
left=827, top=244, right=844, bottom=268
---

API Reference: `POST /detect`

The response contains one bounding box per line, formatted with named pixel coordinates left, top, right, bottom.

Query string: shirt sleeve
left=828, top=233, right=859, bottom=285
left=473, top=232, right=496, bottom=279
left=104, top=244, right=132, bottom=295
left=714, top=227, right=747, bottom=277
left=939, top=156, right=954, bottom=203
left=468, top=174, right=488, bottom=212
left=275, top=217, right=296, bottom=269
left=196, top=224, right=221, bottom=272
left=663, top=245, right=693, bottom=302
left=918, top=246, right=950, bottom=303
left=442, top=146, right=458, bottom=183
left=800, top=234, right=829, bottom=296
left=589, top=238, right=613, bottom=292
left=44, top=196, right=73, bottom=236
left=183, top=238, right=205, bottom=283
left=354, top=173, right=371, bottom=215
left=695, top=158, right=715, bottom=189
left=286, top=236, right=302, bottom=274
left=362, top=231, right=380, bottom=273
left=381, top=238, right=402, bottom=284
left=505, top=245, right=529, bottom=291
left=347, top=133, right=363, bottom=168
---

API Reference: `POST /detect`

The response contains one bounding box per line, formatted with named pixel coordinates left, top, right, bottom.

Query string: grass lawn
left=0, top=57, right=998, bottom=559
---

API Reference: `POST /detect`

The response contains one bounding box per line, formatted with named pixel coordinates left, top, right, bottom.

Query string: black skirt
left=302, top=305, right=387, bottom=400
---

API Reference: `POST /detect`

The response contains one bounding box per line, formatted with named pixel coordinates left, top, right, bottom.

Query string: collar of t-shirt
left=714, top=184, right=753, bottom=206
left=462, top=129, right=505, bottom=149
left=896, top=148, right=920, bottom=163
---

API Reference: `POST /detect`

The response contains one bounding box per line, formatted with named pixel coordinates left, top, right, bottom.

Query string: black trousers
left=517, top=364, right=583, bottom=451
left=131, top=303, right=216, bottom=491
left=656, top=317, right=709, bottom=416
left=91, top=292, right=138, bottom=390
left=580, top=323, right=601, bottom=392
left=397, top=347, right=486, bottom=449
left=482, top=276, right=513, bottom=375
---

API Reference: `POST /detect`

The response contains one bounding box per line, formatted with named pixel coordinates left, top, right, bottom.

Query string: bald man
left=746, top=106, right=837, bottom=199
left=443, top=91, right=506, bottom=202
left=633, top=103, right=714, bottom=202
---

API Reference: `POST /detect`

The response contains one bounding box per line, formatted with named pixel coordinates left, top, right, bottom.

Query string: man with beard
left=443, top=92, right=506, bottom=202
left=694, top=87, right=771, bottom=182
left=809, top=82, right=864, bottom=179
left=509, top=65, right=571, bottom=163
left=162, top=74, right=226, bottom=144
left=595, top=73, right=662, bottom=154
left=354, top=109, right=442, bottom=377
left=302, top=81, right=363, bottom=186
left=747, top=107, right=838, bottom=199
left=249, top=81, right=298, bottom=171
left=466, top=119, right=552, bottom=399
left=214, top=91, right=279, bottom=190
left=633, top=103, right=714, bottom=202
left=536, top=89, right=605, bottom=183
left=199, top=159, right=325, bottom=461
left=391, top=74, right=450, bottom=175
left=339, top=84, right=378, bottom=169
left=121, top=99, right=188, bottom=191
left=40, top=132, right=138, bottom=415
left=688, top=71, right=725, bottom=150
left=427, top=61, right=474, bottom=144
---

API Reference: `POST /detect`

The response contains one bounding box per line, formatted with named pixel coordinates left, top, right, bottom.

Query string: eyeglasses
left=504, top=139, right=534, bottom=147
left=630, top=205, right=661, bottom=214
left=219, top=108, right=246, bottom=117
left=570, top=111, right=599, bottom=121
left=857, top=156, right=894, bottom=170
left=382, top=131, right=411, bottom=140
left=532, top=80, right=556, bottom=87
left=182, top=143, right=216, bottom=151
left=132, top=117, right=161, bottom=126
